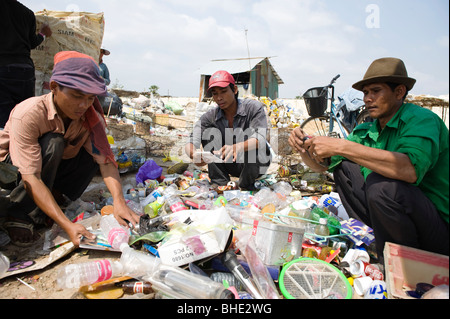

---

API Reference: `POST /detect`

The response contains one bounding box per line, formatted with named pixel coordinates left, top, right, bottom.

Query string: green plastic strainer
left=279, top=257, right=352, bottom=299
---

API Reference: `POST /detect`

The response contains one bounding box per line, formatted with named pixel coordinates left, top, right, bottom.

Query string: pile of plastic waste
left=258, top=96, right=304, bottom=129
left=49, top=155, right=419, bottom=300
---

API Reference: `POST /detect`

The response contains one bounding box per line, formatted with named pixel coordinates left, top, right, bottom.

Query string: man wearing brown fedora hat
left=289, top=57, right=449, bottom=261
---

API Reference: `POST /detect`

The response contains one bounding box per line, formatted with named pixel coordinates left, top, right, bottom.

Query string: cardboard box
left=384, top=242, right=449, bottom=299
left=157, top=208, right=233, bottom=267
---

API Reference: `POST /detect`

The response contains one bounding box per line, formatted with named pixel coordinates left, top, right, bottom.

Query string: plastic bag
left=135, top=160, right=163, bottom=185
left=98, top=92, right=123, bottom=116
left=164, top=100, right=184, bottom=115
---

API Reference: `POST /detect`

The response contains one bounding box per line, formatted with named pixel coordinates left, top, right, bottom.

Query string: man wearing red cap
left=185, top=70, right=271, bottom=190
left=0, top=51, right=140, bottom=247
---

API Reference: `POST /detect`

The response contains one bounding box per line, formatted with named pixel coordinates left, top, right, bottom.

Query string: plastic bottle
left=314, top=218, right=330, bottom=246
left=315, top=217, right=329, bottom=233
left=149, top=264, right=234, bottom=299
left=66, top=198, right=97, bottom=213
left=126, top=199, right=144, bottom=216
left=289, top=200, right=311, bottom=229
left=116, top=281, right=153, bottom=294
left=140, top=186, right=164, bottom=207
left=120, top=245, right=161, bottom=278
left=251, top=188, right=275, bottom=209
left=272, top=181, right=293, bottom=198
left=0, top=252, right=10, bottom=278
left=100, top=214, right=130, bottom=250
left=310, top=205, right=341, bottom=235
left=163, top=184, right=188, bottom=213
left=195, top=190, right=218, bottom=200
left=144, top=196, right=165, bottom=218
left=56, top=259, right=123, bottom=289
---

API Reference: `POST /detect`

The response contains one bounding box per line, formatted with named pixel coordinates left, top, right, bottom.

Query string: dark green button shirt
left=329, top=103, right=449, bottom=223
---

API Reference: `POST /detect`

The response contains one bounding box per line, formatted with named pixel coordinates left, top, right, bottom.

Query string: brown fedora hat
left=353, top=57, right=416, bottom=91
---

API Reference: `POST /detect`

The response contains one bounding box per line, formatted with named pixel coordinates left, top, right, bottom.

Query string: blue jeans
left=0, top=64, right=36, bottom=128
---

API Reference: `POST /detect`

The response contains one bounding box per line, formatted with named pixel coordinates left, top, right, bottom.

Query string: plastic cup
left=354, top=276, right=373, bottom=296
left=364, top=280, right=388, bottom=299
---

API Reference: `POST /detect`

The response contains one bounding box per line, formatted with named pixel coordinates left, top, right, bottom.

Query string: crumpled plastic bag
left=422, top=285, right=449, bottom=299
left=135, top=160, right=163, bottom=185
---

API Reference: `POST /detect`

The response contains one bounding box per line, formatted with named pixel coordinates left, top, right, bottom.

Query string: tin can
left=350, top=260, right=384, bottom=281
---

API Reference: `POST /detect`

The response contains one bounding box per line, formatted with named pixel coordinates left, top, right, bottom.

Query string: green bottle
left=144, top=196, right=164, bottom=218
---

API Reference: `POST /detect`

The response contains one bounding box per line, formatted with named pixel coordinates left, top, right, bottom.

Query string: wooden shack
left=197, top=57, right=283, bottom=102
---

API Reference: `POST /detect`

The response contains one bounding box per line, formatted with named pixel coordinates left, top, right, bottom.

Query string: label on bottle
left=133, top=282, right=144, bottom=294
left=107, top=227, right=127, bottom=247
left=170, top=201, right=188, bottom=212
left=94, top=260, right=113, bottom=283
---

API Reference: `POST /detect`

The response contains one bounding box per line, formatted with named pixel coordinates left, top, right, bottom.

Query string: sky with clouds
left=26, top=0, right=449, bottom=98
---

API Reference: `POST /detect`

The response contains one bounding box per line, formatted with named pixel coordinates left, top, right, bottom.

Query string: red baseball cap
left=208, top=70, right=235, bottom=90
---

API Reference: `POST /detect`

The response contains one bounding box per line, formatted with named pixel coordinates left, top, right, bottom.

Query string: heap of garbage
left=22, top=155, right=444, bottom=300
left=37, top=93, right=445, bottom=300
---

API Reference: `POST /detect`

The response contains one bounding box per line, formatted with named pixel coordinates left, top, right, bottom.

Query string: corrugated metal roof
left=196, top=57, right=284, bottom=84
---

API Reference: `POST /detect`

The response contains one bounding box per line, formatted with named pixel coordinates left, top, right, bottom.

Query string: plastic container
left=303, top=86, right=328, bottom=117
left=289, top=200, right=311, bottom=229
left=149, top=264, right=234, bottom=299
left=272, top=181, right=292, bottom=198
left=251, top=188, right=277, bottom=209
left=140, top=186, right=164, bottom=207
left=126, top=199, right=144, bottom=216
left=120, top=245, right=161, bottom=278
left=56, top=259, right=123, bottom=289
left=310, top=206, right=341, bottom=235
left=100, top=214, right=130, bottom=250
left=241, top=218, right=305, bottom=266
left=0, top=252, right=10, bottom=278
left=164, top=185, right=188, bottom=213
left=144, top=196, right=164, bottom=218
left=314, top=218, right=330, bottom=246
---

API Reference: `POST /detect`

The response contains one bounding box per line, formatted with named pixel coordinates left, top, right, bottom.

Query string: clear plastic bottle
left=273, top=181, right=292, bottom=198
left=56, top=259, right=123, bottom=289
left=290, top=200, right=311, bottom=229
left=140, top=186, right=164, bottom=207
left=251, top=188, right=274, bottom=209
left=149, top=264, right=234, bottom=299
left=126, top=199, right=144, bottom=216
left=163, top=184, right=187, bottom=213
left=100, top=214, right=130, bottom=250
left=120, top=245, right=161, bottom=278
left=314, top=218, right=330, bottom=246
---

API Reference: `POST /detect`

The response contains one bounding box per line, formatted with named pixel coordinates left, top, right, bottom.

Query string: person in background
left=99, top=48, right=111, bottom=86
left=289, top=57, right=449, bottom=261
left=0, top=0, right=52, bottom=128
left=0, top=51, right=139, bottom=247
left=185, top=70, right=272, bottom=191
